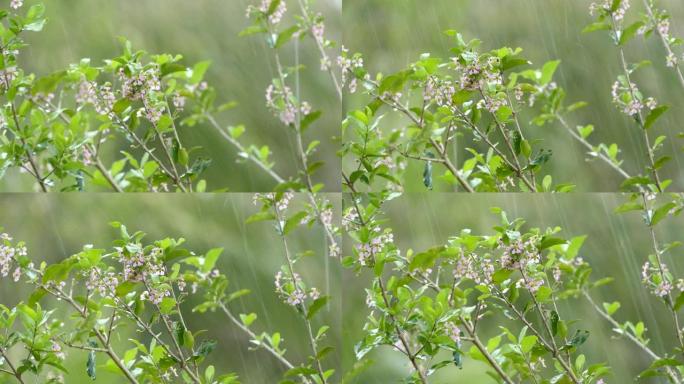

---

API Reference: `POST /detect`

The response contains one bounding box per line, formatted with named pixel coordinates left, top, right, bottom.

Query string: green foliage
left=340, top=33, right=599, bottom=193
left=344, top=192, right=613, bottom=383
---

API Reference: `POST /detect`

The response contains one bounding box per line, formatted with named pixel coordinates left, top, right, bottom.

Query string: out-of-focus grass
left=0, top=193, right=341, bottom=382
left=341, top=193, right=682, bottom=383
left=343, top=0, right=684, bottom=192
left=2, top=0, right=341, bottom=192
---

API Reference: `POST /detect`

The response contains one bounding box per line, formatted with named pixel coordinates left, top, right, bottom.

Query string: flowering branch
left=344, top=193, right=612, bottom=383
left=640, top=0, right=684, bottom=89
left=587, top=0, right=673, bottom=192
left=340, top=33, right=583, bottom=192
left=582, top=291, right=681, bottom=382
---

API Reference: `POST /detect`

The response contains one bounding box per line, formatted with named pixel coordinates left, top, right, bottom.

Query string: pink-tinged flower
left=445, top=321, right=461, bottom=344
left=655, top=281, right=673, bottom=297
left=309, top=287, right=320, bottom=300
left=666, top=53, right=678, bottom=68
left=249, top=0, right=287, bottom=25
left=10, top=0, right=22, bottom=10
left=311, top=17, right=325, bottom=44
left=328, top=242, right=340, bottom=258
left=173, top=93, right=186, bottom=110
left=623, top=100, right=642, bottom=116
left=528, top=278, right=544, bottom=293
left=300, top=101, right=312, bottom=116
left=657, top=20, right=670, bottom=38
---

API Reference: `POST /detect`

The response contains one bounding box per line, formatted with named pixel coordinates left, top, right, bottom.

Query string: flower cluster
left=247, top=0, right=287, bottom=25
left=85, top=268, right=119, bottom=296
left=459, top=57, right=503, bottom=90
left=589, top=0, right=630, bottom=22
left=0, top=232, right=27, bottom=280
left=498, top=238, right=541, bottom=270
left=76, top=81, right=115, bottom=116
left=516, top=275, right=545, bottom=294
left=452, top=251, right=494, bottom=285
left=319, top=207, right=333, bottom=228
left=311, top=13, right=325, bottom=44
left=640, top=7, right=684, bottom=69
left=265, top=84, right=312, bottom=126
left=423, top=76, right=456, bottom=108
left=274, top=270, right=319, bottom=307
left=254, top=191, right=295, bottom=212
left=103, top=245, right=176, bottom=305
left=116, top=246, right=166, bottom=282
left=445, top=321, right=461, bottom=344
left=9, top=0, right=22, bottom=10
left=342, top=208, right=359, bottom=231
left=610, top=79, right=657, bottom=117
left=172, top=92, right=186, bottom=110
left=641, top=260, right=679, bottom=297
left=337, top=47, right=366, bottom=93
left=0, top=66, right=17, bottom=89
left=355, top=227, right=395, bottom=266
left=119, top=68, right=161, bottom=101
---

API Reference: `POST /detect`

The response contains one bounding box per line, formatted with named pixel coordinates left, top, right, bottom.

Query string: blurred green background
left=341, top=193, right=684, bottom=383
left=343, top=0, right=684, bottom=192
left=0, top=193, right=342, bottom=383
left=0, top=0, right=341, bottom=192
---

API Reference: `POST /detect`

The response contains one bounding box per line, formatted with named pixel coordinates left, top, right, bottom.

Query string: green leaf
left=563, top=330, right=590, bottom=350
left=87, top=349, right=96, bottom=380
left=240, top=313, right=257, bottom=327
left=306, top=296, right=329, bottom=320
left=301, top=111, right=322, bottom=132
left=540, top=60, right=560, bottom=85
left=193, top=340, right=217, bottom=361
left=651, top=202, right=675, bottom=227
left=583, top=22, right=611, bottom=33
left=644, top=106, right=669, bottom=130
left=284, top=211, right=308, bottom=235
left=159, top=297, right=176, bottom=314
left=205, top=365, right=215, bottom=382
left=565, top=235, right=587, bottom=259
left=228, top=125, right=245, bottom=139
left=42, top=263, right=71, bottom=283
left=567, top=102, right=588, bottom=112
left=492, top=269, right=513, bottom=284
left=603, top=301, right=621, bottom=316
left=203, top=248, right=223, bottom=273
left=540, top=236, right=566, bottom=250
left=113, top=99, right=131, bottom=114
left=423, top=160, right=433, bottom=190
left=275, top=26, right=300, bottom=49
left=674, top=292, right=684, bottom=311
left=578, top=125, right=594, bottom=139
left=190, top=61, right=211, bottom=85
left=550, top=310, right=560, bottom=336
left=245, top=211, right=275, bottom=224
left=409, top=246, right=444, bottom=271
left=520, top=335, right=538, bottom=354
left=619, top=21, right=645, bottom=46
left=115, top=281, right=138, bottom=297
left=23, top=4, right=46, bottom=31
left=453, top=350, right=463, bottom=369
left=239, top=25, right=267, bottom=37
left=535, top=286, right=552, bottom=302
left=227, top=289, right=250, bottom=303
